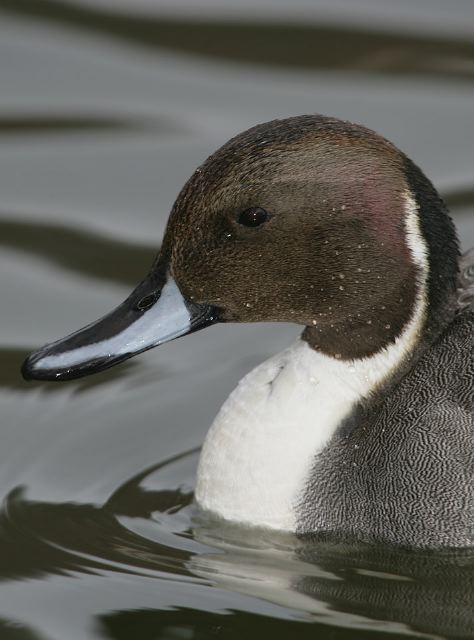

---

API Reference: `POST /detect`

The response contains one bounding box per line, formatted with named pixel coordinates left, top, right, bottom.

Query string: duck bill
left=22, top=270, right=219, bottom=382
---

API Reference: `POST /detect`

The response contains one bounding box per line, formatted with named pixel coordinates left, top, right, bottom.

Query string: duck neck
left=303, top=180, right=459, bottom=374
left=195, top=276, right=429, bottom=531
left=303, top=190, right=430, bottom=381
left=195, top=317, right=425, bottom=531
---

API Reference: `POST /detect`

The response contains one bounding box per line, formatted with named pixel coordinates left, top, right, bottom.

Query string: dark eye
left=238, top=207, right=269, bottom=228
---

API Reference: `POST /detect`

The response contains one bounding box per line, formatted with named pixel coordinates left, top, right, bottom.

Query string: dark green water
left=0, top=1, right=473, bottom=638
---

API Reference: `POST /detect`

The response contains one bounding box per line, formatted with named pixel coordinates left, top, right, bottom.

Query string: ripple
left=0, top=450, right=201, bottom=582
left=0, top=217, right=157, bottom=287
left=0, top=113, right=188, bottom=138
left=2, top=0, right=474, bottom=81
left=0, top=449, right=472, bottom=638
left=444, top=185, right=474, bottom=209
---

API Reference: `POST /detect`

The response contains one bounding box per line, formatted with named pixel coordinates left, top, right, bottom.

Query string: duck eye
left=238, top=207, right=268, bottom=228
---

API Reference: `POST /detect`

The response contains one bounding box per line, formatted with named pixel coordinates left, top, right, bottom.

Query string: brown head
left=22, top=115, right=459, bottom=380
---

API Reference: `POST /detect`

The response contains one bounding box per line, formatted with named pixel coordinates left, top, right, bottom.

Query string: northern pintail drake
left=23, top=115, right=473, bottom=548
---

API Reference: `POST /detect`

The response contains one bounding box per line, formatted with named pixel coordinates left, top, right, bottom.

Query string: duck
left=22, top=115, right=473, bottom=548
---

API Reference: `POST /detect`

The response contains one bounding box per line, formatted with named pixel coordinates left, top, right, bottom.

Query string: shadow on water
left=0, top=452, right=471, bottom=639
left=2, top=0, right=474, bottom=81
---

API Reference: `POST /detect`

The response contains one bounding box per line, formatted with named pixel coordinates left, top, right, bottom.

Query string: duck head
left=22, top=115, right=459, bottom=381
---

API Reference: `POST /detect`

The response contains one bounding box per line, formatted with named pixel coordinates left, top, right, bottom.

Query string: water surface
left=0, top=1, right=473, bottom=638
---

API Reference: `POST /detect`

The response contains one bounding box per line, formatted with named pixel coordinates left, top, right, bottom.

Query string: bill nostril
left=136, top=291, right=160, bottom=311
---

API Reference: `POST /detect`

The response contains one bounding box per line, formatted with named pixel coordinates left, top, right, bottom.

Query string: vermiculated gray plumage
left=298, top=250, right=474, bottom=548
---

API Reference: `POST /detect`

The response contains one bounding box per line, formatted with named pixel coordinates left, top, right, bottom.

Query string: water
left=1, top=1, right=474, bottom=638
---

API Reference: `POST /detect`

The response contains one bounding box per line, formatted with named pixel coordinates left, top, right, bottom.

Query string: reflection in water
left=444, top=187, right=474, bottom=209
left=193, top=527, right=474, bottom=639
left=0, top=451, right=471, bottom=639
left=0, top=457, right=196, bottom=582
left=0, top=217, right=157, bottom=287
left=0, top=114, right=146, bottom=136
left=0, top=113, right=188, bottom=138
left=0, top=620, right=42, bottom=640
left=1, top=0, right=474, bottom=637
left=2, top=0, right=474, bottom=81
left=99, top=608, right=355, bottom=640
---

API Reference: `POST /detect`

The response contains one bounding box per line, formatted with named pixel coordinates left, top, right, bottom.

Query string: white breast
left=195, top=192, right=429, bottom=531
left=195, top=341, right=363, bottom=530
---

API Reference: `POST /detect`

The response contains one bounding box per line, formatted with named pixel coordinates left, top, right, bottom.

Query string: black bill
left=22, top=269, right=219, bottom=381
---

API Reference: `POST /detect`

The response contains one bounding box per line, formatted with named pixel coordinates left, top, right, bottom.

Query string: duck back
left=298, top=286, right=474, bottom=548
